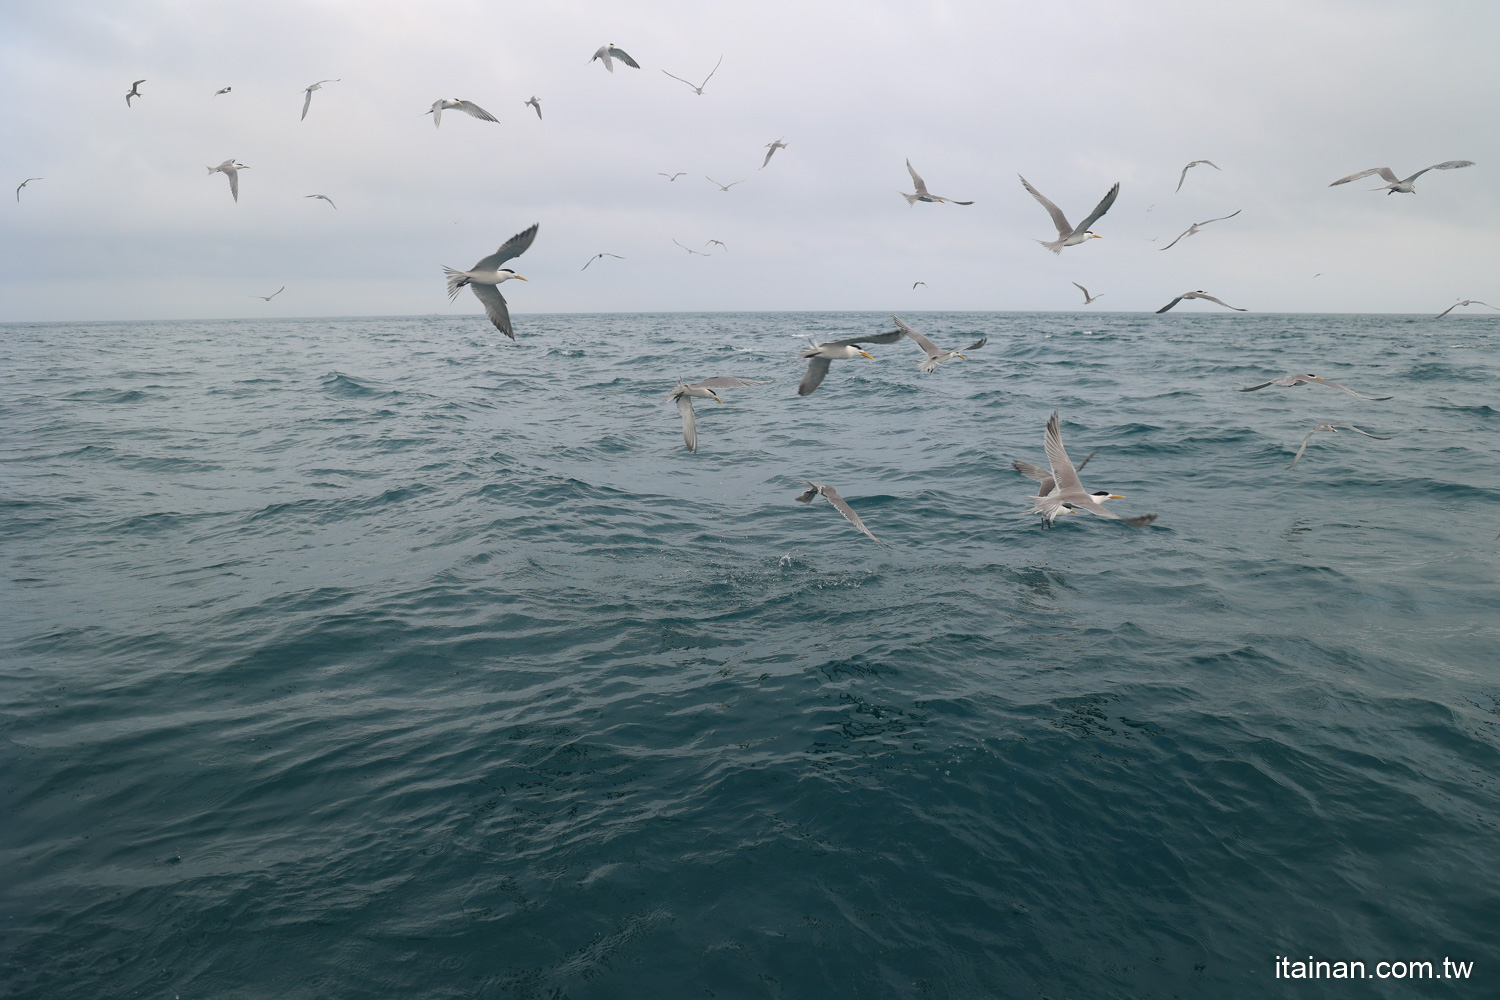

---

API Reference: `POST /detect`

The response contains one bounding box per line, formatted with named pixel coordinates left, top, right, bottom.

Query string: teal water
left=2, top=312, right=1498, bottom=998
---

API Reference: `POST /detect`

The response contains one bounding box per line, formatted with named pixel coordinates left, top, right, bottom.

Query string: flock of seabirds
left=14, top=47, right=1495, bottom=544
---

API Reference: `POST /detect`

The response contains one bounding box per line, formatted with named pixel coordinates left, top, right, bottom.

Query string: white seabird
left=796, top=481, right=882, bottom=544
left=1329, top=160, right=1474, bottom=194
left=1285, top=423, right=1391, bottom=469
left=591, top=44, right=640, bottom=72
left=443, top=223, right=538, bottom=340
left=15, top=177, right=42, bottom=202
left=1434, top=299, right=1497, bottom=318
left=300, top=79, right=339, bottom=121
left=1175, top=159, right=1219, bottom=192
left=304, top=194, right=336, bottom=209
left=1026, top=411, right=1156, bottom=527
left=1159, top=209, right=1241, bottom=251
left=1156, top=290, right=1245, bottom=313
left=426, top=98, right=498, bottom=128
left=662, top=55, right=722, bottom=95
left=667, top=377, right=769, bottom=452
left=125, top=79, right=145, bottom=107
left=1238, top=373, right=1391, bottom=400
left=207, top=159, right=249, bottom=202
left=1020, top=175, right=1119, bottom=253
left=902, top=159, right=973, bottom=206
left=796, top=329, right=905, bottom=395
left=1072, top=282, right=1103, bottom=305
left=762, top=139, right=788, bottom=169
left=891, top=316, right=986, bottom=372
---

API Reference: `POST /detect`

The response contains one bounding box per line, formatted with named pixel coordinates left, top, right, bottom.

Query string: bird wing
left=1196, top=294, right=1246, bottom=311
left=1175, top=163, right=1191, bottom=193
left=1335, top=423, right=1392, bottom=439
left=661, top=70, right=697, bottom=88
left=688, top=377, right=770, bottom=390
left=948, top=198, right=975, bottom=206
left=270, top=286, right=284, bottom=299
left=1434, top=303, right=1460, bottom=318
left=430, top=101, right=443, bottom=127
left=1012, top=460, right=1049, bottom=484
left=676, top=394, right=698, bottom=452
left=891, top=316, right=940, bottom=358
left=474, top=223, right=540, bottom=271
left=1156, top=296, right=1185, bottom=314
left=1159, top=227, right=1193, bottom=251
left=610, top=46, right=640, bottom=68
left=816, top=484, right=881, bottom=544
left=226, top=167, right=239, bottom=202
left=1285, top=428, right=1325, bottom=469
left=762, top=146, right=777, bottom=168
left=301, top=89, right=313, bottom=121
left=592, top=45, right=610, bottom=68
left=1071, top=282, right=1091, bottom=300
left=1411, top=160, right=1475, bottom=181
left=1200, top=209, right=1242, bottom=225
left=824, top=329, right=906, bottom=348
left=457, top=101, right=498, bottom=122
left=962, top=337, right=987, bottom=353
left=1309, top=377, right=1390, bottom=400
left=469, top=283, right=514, bottom=340
left=1043, top=410, right=1082, bottom=494
left=798, top=357, right=832, bottom=396
left=1238, top=380, right=1275, bottom=391
left=1072, top=182, right=1120, bottom=234
left=1330, top=167, right=1398, bottom=186
left=324, top=196, right=336, bottom=209
left=701, top=55, right=723, bottom=86
left=1019, top=175, right=1072, bottom=237
left=905, top=159, right=930, bottom=197
left=530, top=100, right=542, bottom=120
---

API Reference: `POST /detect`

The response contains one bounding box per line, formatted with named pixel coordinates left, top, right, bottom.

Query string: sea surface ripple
left=2, top=312, right=1499, bottom=998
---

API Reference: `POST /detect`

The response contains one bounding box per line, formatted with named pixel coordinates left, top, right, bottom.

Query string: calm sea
left=2, top=312, right=1498, bottom=998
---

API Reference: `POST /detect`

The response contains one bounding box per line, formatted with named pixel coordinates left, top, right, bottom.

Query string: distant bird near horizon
left=304, top=194, right=336, bottom=209
left=667, top=376, right=769, bottom=453
left=912, top=281, right=926, bottom=289
left=581, top=252, right=624, bottom=270
left=1159, top=209, right=1241, bottom=250
left=300, top=79, right=339, bottom=121
left=1072, top=282, right=1103, bottom=304
left=125, top=79, right=145, bottom=107
left=762, top=139, right=788, bottom=169
left=524, top=96, right=542, bottom=120
left=902, top=159, right=973, bottom=206
left=1020, top=175, right=1118, bottom=253
left=1026, top=411, right=1156, bottom=528
left=892, top=316, right=986, bottom=373
left=213, top=86, right=231, bottom=97
left=1285, top=423, right=1391, bottom=469
left=1329, top=160, right=1474, bottom=194
left=658, top=172, right=686, bottom=182
left=662, top=55, right=722, bottom=95
left=673, top=239, right=711, bottom=257
left=706, top=176, right=745, bottom=192
left=249, top=286, right=284, bottom=302
left=795, top=481, right=882, bottom=544
left=1175, top=159, right=1220, bottom=192
left=15, top=177, right=42, bottom=202
left=1434, top=299, right=1497, bottom=318
left=591, top=44, right=640, bottom=72
left=1156, top=290, right=1244, bottom=313
left=426, top=98, right=498, bottom=128
left=1239, top=373, right=1391, bottom=400
left=206, top=159, right=248, bottom=202
left=444, top=223, right=537, bottom=340
left=797, top=329, right=905, bottom=395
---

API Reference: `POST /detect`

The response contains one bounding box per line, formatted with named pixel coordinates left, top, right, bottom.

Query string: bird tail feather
left=443, top=267, right=468, bottom=301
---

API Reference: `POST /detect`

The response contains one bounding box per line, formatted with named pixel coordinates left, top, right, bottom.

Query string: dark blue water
left=3, top=312, right=1498, bottom=998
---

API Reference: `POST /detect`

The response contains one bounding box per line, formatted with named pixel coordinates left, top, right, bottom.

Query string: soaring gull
left=1329, top=160, right=1474, bottom=194
left=1238, top=373, right=1391, bottom=400
left=426, top=98, right=498, bottom=128
left=300, top=79, right=339, bottom=121
left=443, top=223, right=538, bottom=340
left=891, top=316, right=986, bottom=372
left=1285, top=423, right=1391, bottom=470
left=591, top=44, right=640, bottom=72
left=795, top=481, right=882, bottom=544
left=796, top=329, right=905, bottom=395
left=1159, top=209, right=1241, bottom=250
left=902, top=159, right=973, bottom=206
left=1175, top=159, right=1219, bottom=192
left=1156, top=290, right=1245, bottom=313
left=206, top=160, right=249, bottom=202
left=1025, top=411, right=1156, bottom=527
left=662, top=55, right=722, bottom=95
left=1434, top=299, right=1497, bottom=318
left=667, top=377, right=769, bottom=453
left=1019, top=175, right=1119, bottom=253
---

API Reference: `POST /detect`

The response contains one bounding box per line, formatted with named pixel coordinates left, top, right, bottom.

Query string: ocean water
left=2, top=311, right=1498, bottom=999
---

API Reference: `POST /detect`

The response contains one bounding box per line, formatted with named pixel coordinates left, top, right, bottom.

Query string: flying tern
left=1159, top=209, right=1241, bottom=250
left=1238, top=373, right=1391, bottom=400
left=796, top=329, right=905, bottom=396
left=891, top=316, right=986, bottom=372
left=762, top=139, right=788, bottom=168
left=1434, top=299, right=1498, bottom=318
left=524, top=96, right=542, bottom=120
left=1072, top=282, right=1103, bottom=304
left=705, top=240, right=727, bottom=252
left=213, top=86, right=232, bottom=97
left=1285, top=423, right=1391, bottom=469
left=426, top=98, right=498, bottom=128
left=902, top=159, right=973, bottom=206
left=1014, top=449, right=1097, bottom=497
left=658, top=172, right=686, bottom=182
left=667, top=377, right=769, bottom=452
left=125, top=80, right=145, bottom=107
left=249, top=287, right=285, bottom=302
left=1020, top=175, right=1119, bottom=253
left=300, top=79, right=339, bottom=121
left=673, top=239, right=711, bottom=257
left=662, top=55, right=722, bottom=95
left=1175, top=159, right=1219, bottom=192
left=15, top=177, right=42, bottom=202
left=795, top=481, right=882, bottom=544
left=1156, top=290, right=1245, bottom=313
left=443, top=223, right=537, bottom=340
left=706, top=177, right=745, bottom=191
left=591, top=44, right=640, bottom=72
left=304, top=194, right=336, bottom=209
left=1329, top=160, right=1474, bottom=194
left=206, top=160, right=249, bottom=202
left=581, top=252, right=624, bottom=271
left=1026, top=411, right=1156, bottom=527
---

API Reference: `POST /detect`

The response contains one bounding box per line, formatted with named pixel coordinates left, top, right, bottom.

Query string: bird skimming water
left=667, top=377, right=769, bottom=452
left=795, top=482, right=882, bottom=544
left=796, top=329, right=905, bottom=395
left=1238, top=373, right=1391, bottom=400
left=1285, top=423, right=1391, bottom=469
left=1025, top=411, right=1156, bottom=527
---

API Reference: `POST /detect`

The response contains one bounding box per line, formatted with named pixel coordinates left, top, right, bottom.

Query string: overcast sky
left=1, top=0, right=1496, bottom=322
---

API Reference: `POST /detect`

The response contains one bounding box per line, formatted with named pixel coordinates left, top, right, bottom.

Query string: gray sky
left=2, top=0, right=1496, bottom=321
